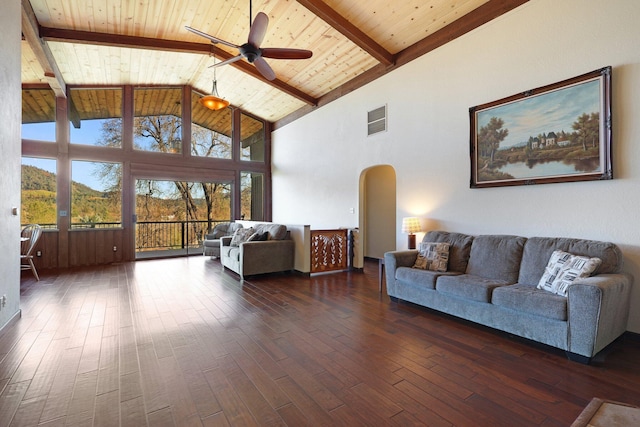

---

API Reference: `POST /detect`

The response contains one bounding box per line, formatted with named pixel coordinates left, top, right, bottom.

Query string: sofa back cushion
left=422, top=231, right=474, bottom=273
left=254, top=223, right=288, bottom=240
left=518, top=237, right=623, bottom=286
left=466, top=235, right=527, bottom=283
left=211, top=222, right=243, bottom=239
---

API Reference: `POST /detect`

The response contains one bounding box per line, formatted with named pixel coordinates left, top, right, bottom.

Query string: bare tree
left=95, top=116, right=231, bottom=237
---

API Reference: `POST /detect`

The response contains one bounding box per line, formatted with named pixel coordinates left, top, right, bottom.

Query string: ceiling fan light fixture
left=200, top=57, right=229, bottom=111
left=199, top=94, right=229, bottom=111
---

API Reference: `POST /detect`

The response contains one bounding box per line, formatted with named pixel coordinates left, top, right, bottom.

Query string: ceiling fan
left=186, top=7, right=312, bottom=81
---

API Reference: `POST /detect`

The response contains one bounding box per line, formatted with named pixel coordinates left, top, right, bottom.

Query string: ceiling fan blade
left=248, top=12, right=269, bottom=47
left=209, top=54, right=244, bottom=67
left=253, top=57, right=276, bottom=81
left=185, top=26, right=239, bottom=49
left=261, top=48, right=313, bottom=60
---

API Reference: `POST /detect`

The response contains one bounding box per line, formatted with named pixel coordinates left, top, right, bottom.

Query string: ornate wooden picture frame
left=470, top=67, right=612, bottom=188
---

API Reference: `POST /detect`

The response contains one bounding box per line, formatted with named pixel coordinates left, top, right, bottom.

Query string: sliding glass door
left=135, top=178, right=231, bottom=259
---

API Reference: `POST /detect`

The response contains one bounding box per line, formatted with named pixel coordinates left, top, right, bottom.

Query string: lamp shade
left=401, top=217, right=421, bottom=234
left=199, top=95, right=230, bottom=111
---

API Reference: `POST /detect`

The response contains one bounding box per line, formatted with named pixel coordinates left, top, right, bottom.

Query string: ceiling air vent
left=367, top=105, right=387, bottom=136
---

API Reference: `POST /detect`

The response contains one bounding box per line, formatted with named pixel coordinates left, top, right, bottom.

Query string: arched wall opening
left=357, top=165, right=396, bottom=269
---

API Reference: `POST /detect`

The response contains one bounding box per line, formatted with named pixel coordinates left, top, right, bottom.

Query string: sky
left=22, top=119, right=113, bottom=191
left=476, top=77, right=602, bottom=148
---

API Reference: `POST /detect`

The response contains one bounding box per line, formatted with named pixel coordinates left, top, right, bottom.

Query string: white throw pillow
left=537, top=250, right=602, bottom=296
left=413, top=242, right=450, bottom=272
left=230, top=227, right=254, bottom=246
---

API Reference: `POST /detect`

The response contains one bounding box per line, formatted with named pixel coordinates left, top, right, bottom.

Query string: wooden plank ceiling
left=21, top=0, right=529, bottom=126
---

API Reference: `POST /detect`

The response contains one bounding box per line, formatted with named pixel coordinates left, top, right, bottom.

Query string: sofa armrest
left=384, top=250, right=419, bottom=296
left=221, top=236, right=233, bottom=246
left=239, top=239, right=295, bottom=276
left=567, top=272, right=633, bottom=357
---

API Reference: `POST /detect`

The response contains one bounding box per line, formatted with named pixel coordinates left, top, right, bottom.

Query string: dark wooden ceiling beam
left=276, top=0, right=529, bottom=129
left=296, top=0, right=395, bottom=66
left=38, top=27, right=318, bottom=107
left=21, top=0, right=66, bottom=98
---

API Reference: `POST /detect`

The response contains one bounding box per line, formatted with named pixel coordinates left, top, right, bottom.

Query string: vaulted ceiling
left=21, top=0, right=528, bottom=127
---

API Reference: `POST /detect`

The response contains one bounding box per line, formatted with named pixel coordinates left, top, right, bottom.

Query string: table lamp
left=402, top=217, right=421, bottom=249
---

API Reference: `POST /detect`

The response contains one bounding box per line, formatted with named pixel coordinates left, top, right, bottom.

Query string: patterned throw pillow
left=413, top=242, right=450, bottom=272
left=230, top=227, right=255, bottom=246
left=537, top=250, right=602, bottom=296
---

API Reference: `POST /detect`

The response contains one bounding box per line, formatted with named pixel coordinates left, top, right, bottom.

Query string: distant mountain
left=22, top=165, right=101, bottom=195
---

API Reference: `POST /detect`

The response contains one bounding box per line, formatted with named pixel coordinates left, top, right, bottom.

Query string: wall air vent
left=367, top=105, right=387, bottom=136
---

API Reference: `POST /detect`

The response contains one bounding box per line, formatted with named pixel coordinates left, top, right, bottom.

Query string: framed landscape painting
left=469, top=66, right=612, bottom=188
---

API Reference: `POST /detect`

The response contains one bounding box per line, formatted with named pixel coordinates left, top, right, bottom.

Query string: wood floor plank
left=5, top=257, right=640, bottom=426
left=203, top=367, right=259, bottom=426
left=65, top=370, right=98, bottom=425
left=22, top=337, right=69, bottom=401
left=9, top=394, right=47, bottom=427
left=38, top=346, right=83, bottom=423
left=216, top=354, right=285, bottom=426
left=120, top=395, right=147, bottom=427
left=0, top=380, right=30, bottom=426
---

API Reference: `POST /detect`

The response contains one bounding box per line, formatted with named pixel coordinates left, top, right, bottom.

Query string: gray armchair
left=203, top=222, right=243, bottom=259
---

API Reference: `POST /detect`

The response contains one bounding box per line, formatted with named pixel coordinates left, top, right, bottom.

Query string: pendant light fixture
left=199, top=54, right=230, bottom=111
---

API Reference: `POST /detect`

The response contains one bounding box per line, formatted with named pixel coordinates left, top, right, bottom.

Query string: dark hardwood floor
left=2, top=257, right=640, bottom=426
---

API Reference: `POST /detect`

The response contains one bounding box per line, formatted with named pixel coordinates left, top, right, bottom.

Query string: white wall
left=272, top=0, right=640, bottom=332
left=0, top=0, right=22, bottom=329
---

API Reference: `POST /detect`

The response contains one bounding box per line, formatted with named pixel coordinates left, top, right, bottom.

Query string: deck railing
left=23, top=220, right=228, bottom=252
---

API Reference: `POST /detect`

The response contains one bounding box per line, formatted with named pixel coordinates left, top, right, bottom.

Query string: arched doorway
left=357, top=165, right=396, bottom=268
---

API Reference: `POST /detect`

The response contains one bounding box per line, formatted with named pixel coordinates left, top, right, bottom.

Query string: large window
left=21, top=157, right=57, bottom=228
left=22, top=85, right=270, bottom=251
left=241, top=113, right=265, bottom=162
left=71, top=160, right=122, bottom=228
left=69, top=88, right=123, bottom=147
left=22, top=88, right=56, bottom=142
left=191, top=92, right=232, bottom=159
left=241, top=171, right=264, bottom=221
left=134, top=87, right=182, bottom=153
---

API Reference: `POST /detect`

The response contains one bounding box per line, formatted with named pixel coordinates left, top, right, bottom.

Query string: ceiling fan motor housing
left=240, top=44, right=261, bottom=63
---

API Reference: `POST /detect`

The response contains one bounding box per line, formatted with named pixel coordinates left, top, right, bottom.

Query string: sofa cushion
left=413, top=242, right=450, bottom=271
left=466, top=235, right=526, bottom=283
left=230, top=227, right=255, bottom=246
left=207, top=222, right=243, bottom=239
left=518, top=237, right=623, bottom=286
left=396, top=267, right=440, bottom=289
left=436, top=274, right=510, bottom=303
left=536, top=250, right=602, bottom=296
left=422, top=231, right=474, bottom=273
left=492, top=284, right=567, bottom=320
left=255, top=223, right=288, bottom=240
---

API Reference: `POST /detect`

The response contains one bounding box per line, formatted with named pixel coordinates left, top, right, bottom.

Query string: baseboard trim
left=0, top=309, right=22, bottom=333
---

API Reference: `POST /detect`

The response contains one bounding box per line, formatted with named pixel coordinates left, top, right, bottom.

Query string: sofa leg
left=565, top=351, right=591, bottom=364
left=389, top=296, right=399, bottom=303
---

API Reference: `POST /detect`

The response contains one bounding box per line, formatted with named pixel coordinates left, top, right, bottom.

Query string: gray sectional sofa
left=384, top=231, right=633, bottom=362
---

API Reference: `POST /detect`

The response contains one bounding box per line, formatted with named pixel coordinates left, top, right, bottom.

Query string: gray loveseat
left=220, top=223, right=295, bottom=280
left=384, top=231, right=633, bottom=362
